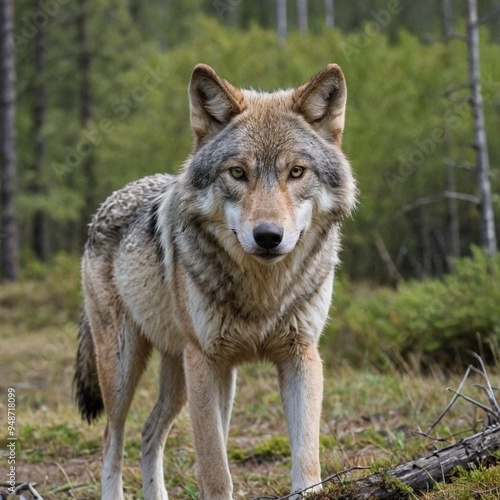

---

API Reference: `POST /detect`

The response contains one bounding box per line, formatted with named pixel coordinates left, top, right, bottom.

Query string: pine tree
left=0, top=0, right=18, bottom=281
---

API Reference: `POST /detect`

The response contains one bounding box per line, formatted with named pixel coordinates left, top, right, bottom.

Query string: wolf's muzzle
left=253, top=222, right=284, bottom=250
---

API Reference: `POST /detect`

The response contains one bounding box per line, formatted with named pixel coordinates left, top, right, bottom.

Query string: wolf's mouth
left=259, top=252, right=280, bottom=259
left=252, top=251, right=286, bottom=264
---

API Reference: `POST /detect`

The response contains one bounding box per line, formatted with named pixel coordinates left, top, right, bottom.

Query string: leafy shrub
left=0, top=252, right=81, bottom=331
left=323, top=248, right=500, bottom=370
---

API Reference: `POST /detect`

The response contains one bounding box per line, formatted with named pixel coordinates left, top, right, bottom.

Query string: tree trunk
left=32, top=13, right=49, bottom=261
left=77, top=0, right=95, bottom=244
left=441, top=0, right=453, bottom=38
left=418, top=204, right=432, bottom=277
left=297, top=0, right=307, bottom=37
left=444, top=117, right=460, bottom=258
left=0, top=0, right=18, bottom=281
left=276, top=0, right=287, bottom=45
left=465, top=0, right=497, bottom=255
left=324, top=0, right=334, bottom=29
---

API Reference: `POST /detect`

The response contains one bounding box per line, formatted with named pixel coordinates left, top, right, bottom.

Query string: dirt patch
left=0, top=457, right=100, bottom=499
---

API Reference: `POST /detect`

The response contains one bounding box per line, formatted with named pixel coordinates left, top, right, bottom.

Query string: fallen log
left=252, top=357, right=500, bottom=500
left=316, top=423, right=500, bottom=499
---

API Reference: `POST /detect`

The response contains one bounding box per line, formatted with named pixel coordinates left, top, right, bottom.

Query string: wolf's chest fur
left=106, top=172, right=338, bottom=361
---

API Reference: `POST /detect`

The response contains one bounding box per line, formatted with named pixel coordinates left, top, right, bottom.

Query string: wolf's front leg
left=184, top=342, right=236, bottom=500
left=277, top=343, right=323, bottom=497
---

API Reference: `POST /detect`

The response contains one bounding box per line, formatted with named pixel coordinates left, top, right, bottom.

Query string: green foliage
left=13, top=8, right=500, bottom=278
left=0, top=252, right=81, bottom=331
left=324, top=248, right=500, bottom=370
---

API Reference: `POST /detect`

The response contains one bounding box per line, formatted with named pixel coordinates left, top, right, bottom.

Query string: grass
left=1, top=261, right=500, bottom=498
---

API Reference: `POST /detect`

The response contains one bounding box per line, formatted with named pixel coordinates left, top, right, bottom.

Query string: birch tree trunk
left=466, top=0, right=497, bottom=255
left=297, top=0, right=307, bottom=37
left=0, top=0, right=18, bottom=281
left=444, top=116, right=460, bottom=258
left=277, top=0, right=287, bottom=45
left=324, top=0, right=334, bottom=29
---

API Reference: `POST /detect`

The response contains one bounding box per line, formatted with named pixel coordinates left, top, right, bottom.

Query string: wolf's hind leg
left=94, top=318, right=151, bottom=500
left=142, top=352, right=187, bottom=500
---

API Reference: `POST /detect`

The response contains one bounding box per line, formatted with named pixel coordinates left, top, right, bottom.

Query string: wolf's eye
left=290, top=166, right=305, bottom=179
left=229, top=167, right=246, bottom=180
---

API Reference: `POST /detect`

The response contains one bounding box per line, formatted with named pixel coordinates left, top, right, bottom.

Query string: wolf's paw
left=289, top=483, right=322, bottom=500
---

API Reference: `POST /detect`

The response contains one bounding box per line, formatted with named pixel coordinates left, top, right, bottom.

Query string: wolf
left=74, top=63, right=357, bottom=499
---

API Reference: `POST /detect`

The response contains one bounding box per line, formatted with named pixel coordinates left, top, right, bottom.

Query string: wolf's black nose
left=253, top=223, right=283, bottom=250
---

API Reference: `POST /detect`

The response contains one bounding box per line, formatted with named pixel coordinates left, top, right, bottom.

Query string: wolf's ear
left=293, top=64, right=346, bottom=146
left=189, top=64, right=245, bottom=147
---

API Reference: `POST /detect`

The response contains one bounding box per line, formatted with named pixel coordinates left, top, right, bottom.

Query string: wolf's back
left=74, top=173, right=174, bottom=423
left=87, top=173, right=173, bottom=254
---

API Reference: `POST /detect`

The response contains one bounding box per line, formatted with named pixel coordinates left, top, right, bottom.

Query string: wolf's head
left=183, top=64, right=357, bottom=265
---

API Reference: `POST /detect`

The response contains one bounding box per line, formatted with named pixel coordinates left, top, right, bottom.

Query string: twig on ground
left=47, top=482, right=90, bottom=495
left=426, top=364, right=472, bottom=435
left=0, top=481, right=44, bottom=500
left=251, top=466, right=371, bottom=499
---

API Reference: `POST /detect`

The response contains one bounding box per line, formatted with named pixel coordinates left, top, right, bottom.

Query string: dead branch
left=254, top=357, right=500, bottom=500
left=477, top=5, right=500, bottom=26
left=310, top=356, right=500, bottom=499
left=427, top=365, right=473, bottom=435
left=373, top=232, right=404, bottom=284
left=0, top=481, right=43, bottom=500
left=403, top=192, right=479, bottom=214
left=313, top=424, right=500, bottom=499
left=443, top=81, right=471, bottom=97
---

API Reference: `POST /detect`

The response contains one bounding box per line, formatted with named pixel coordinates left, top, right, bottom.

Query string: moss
left=229, top=435, right=291, bottom=464
left=420, top=464, right=500, bottom=499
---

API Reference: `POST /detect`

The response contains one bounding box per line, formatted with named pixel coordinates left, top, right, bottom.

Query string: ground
left=1, top=280, right=500, bottom=499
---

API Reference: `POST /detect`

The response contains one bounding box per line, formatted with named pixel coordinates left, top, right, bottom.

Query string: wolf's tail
left=74, top=313, right=104, bottom=423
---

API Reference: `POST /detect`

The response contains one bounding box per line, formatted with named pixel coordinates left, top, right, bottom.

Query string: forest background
left=2, top=0, right=500, bottom=367
left=3, top=0, right=500, bottom=282
left=1, top=1, right=500, bottom=498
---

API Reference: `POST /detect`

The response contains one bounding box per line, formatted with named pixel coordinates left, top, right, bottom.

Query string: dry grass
left=1, top=269, right=500, bottom=498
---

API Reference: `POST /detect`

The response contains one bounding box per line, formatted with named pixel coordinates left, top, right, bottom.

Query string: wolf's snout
left=253, top=222, right=284, bottom=250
